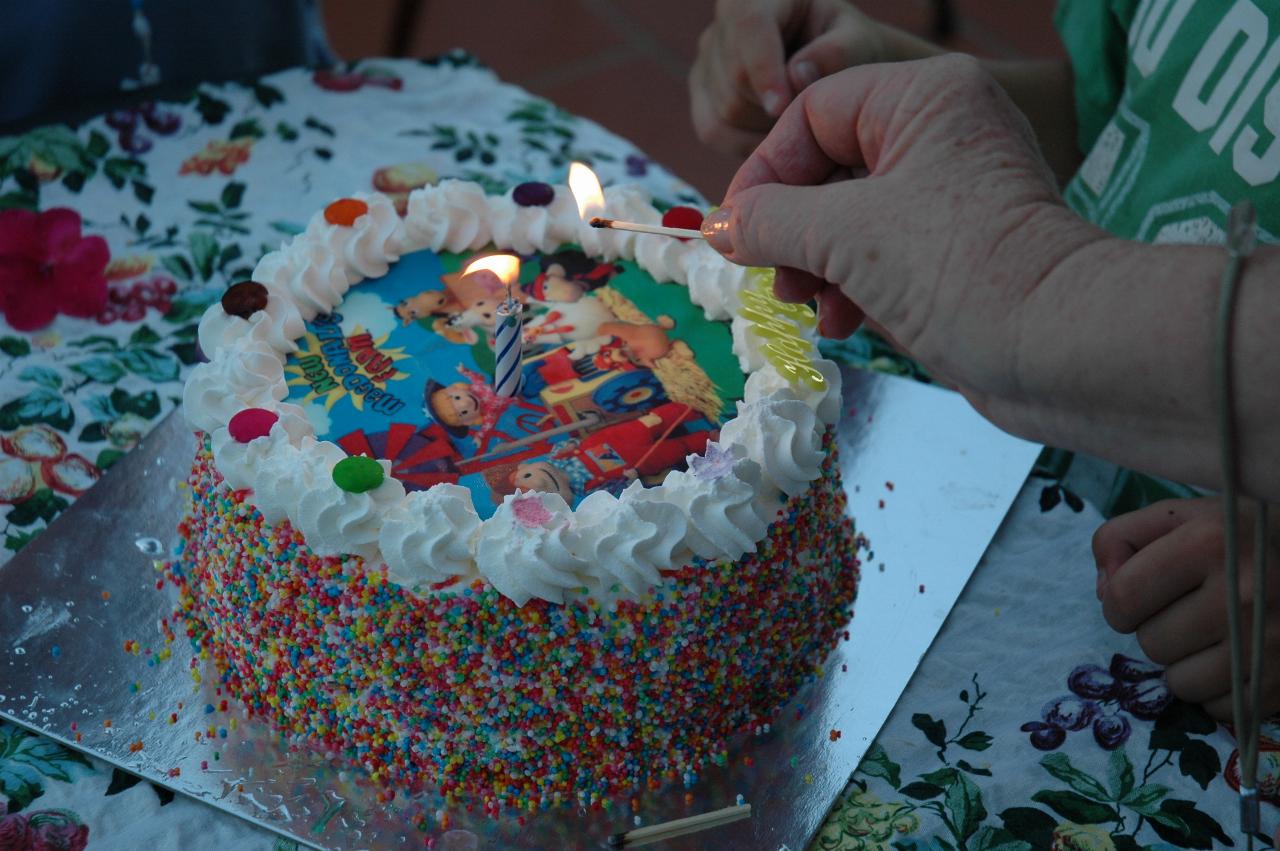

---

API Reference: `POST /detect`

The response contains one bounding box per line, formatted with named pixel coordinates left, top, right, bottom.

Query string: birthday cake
left=172, top=179, right=861, bottom=810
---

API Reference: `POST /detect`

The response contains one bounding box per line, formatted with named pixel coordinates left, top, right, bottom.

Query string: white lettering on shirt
left=1234, top=78, right=1280, bottom=184
left=1132, top=0, right=1197, bottom=76
left=1173, top=0, right=1268, bottom=130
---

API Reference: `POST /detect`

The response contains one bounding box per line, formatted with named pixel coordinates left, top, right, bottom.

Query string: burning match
left=589, top=216, right=704, bottom=240
left=569, top=162, right=705, bottom=241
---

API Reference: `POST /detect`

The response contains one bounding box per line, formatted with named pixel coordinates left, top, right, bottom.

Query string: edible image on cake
left=283, top=245, right=745, bottom=518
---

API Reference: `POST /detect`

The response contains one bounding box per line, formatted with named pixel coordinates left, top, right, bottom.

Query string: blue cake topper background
left=284, top=245, right=744, bottom=519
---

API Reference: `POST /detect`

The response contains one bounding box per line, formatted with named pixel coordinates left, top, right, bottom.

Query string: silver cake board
left=0, top=367, right=1041, bottom=850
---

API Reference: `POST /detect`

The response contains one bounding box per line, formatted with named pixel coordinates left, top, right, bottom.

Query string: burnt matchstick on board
left=607, top=802, right=752, bottom=847
left=589, top=216, right=705, bottom=240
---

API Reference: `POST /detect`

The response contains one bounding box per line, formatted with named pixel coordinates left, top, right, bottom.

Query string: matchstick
left=608, top=803, right=751, bottom=847
left=590, top=217, right=704, bottom=240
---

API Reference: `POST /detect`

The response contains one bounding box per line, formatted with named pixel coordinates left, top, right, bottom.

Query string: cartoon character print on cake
left=284, top=245, right=744, bottom=519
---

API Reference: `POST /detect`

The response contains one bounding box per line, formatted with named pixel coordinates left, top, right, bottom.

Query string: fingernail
left=702, top=207, right=732, bottom=254
left=761, top=90, right=783, bottom=118
left=792, top=60, right=819, bottom=89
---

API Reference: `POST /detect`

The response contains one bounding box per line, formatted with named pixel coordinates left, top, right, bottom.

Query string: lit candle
left=463, top=254, right=523, bottom=396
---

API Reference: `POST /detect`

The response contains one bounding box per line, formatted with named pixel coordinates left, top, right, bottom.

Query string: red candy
left=324, top=198, right=369, bottom=226
left=661, top=206, right=704, bottom=239
left=228, top=409, right=278, bottom=443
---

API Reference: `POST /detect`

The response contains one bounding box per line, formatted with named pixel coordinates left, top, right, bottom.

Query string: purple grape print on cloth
left=1022, top=654, right=1173, bottom=751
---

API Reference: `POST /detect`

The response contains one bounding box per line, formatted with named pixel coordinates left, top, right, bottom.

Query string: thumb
left=702, top=182, right=830, bottom=271
left=787, top=28, right=859, bottom=91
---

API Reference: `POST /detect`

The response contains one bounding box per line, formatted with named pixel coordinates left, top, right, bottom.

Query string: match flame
left=568, top=161, right=604, bottom=221
left=462, top=253, right=520, bottom=285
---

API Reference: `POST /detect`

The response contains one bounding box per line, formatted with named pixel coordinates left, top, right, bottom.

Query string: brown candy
left=221, top=281, right=269, bottom=319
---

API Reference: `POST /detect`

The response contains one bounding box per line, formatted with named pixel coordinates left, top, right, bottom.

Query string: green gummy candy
left=332, top=456, right=384, bottom=493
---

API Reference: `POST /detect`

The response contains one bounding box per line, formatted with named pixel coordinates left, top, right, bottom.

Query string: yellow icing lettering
left=737, top=269, right=827, bottom=391
left=766, top=349, right=828, bottom=391
left=744, top=268, right=818, bottom=327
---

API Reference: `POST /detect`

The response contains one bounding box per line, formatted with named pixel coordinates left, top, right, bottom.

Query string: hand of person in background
left=689, top=0, right=938, bottom=155
left=689, top=0, right=1081, bottom=177
left=1094, top=498, right=1280, bottom=721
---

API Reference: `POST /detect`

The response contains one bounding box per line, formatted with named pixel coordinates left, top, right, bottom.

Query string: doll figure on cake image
left=423, top=364, right=548, bottom=456
left=487, top=401, right=718, bottom=505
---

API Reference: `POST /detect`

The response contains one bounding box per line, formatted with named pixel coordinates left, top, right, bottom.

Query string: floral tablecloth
left=0, top=56, right=1275, bottom=851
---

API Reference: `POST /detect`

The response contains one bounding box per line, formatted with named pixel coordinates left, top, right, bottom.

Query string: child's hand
left=689, top=0, right=917, bottom=155
left=1093, top=498, right=1280, bottom=720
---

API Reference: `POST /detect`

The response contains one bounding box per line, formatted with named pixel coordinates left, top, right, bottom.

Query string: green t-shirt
left=1057, top=0, right=1280, bottom=243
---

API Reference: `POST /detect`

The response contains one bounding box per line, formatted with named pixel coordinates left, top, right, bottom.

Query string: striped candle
left=493, top=299, right=525, bottom=397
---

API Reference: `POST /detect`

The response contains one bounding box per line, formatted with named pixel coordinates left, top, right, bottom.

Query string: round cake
left=171, top=180, right=861, bottom=811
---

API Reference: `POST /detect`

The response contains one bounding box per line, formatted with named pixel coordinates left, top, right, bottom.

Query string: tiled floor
left=323, top=0, right=1062, bottom=201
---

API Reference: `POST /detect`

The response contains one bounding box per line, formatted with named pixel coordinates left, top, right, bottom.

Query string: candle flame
left=462, top=253, right=520, bottom=285
left=568, top=162, right=604, bottom=221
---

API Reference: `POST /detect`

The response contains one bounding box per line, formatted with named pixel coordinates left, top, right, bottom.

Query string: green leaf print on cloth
left=0, top=722, right=92, bottom=811
left=836, top=662, right=1246, bottom=851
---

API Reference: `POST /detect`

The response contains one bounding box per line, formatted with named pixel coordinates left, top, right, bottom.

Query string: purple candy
left=513, top=182, right=554, bottom=207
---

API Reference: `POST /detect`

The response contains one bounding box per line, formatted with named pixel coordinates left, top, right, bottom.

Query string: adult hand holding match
left=702, top=54, right=1280, bottom=500
left=701, top=55, right=1074, bottom=390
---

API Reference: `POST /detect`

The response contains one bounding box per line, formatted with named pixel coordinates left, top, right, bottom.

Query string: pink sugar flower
left=511, top=492, right=553, bottom=528
left=0, top=208, right=110, bottom=331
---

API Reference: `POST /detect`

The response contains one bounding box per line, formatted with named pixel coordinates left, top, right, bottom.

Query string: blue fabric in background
left=0, top=1, right=332, bottom=126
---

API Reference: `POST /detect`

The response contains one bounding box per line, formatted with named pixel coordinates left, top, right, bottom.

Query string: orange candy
left=324, top=198, right=368, bottom=226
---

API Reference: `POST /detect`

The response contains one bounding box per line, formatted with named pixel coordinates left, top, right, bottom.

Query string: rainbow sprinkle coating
left=166, top=431, right=861, bottom=813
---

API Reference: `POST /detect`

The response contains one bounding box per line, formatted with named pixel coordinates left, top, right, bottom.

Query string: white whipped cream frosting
left=183, top=337, right=287, bottom=434
left=486, top=188, right=578, bottom=255
left=625, top=451, right=769, bottom=562
left=743, top=359, right=843, bottom=425
left=294, top=456, right=406, bottom=562
left=718, top=397, right=825, bottom=498
left=305, top=194, right=405, bottom=280
left=254, top=239, right=352, bottom=320
left=379, top=485, right=481, bottom=588
left=403, top=180, right=493, bottom=253
left=184, top=186, right=839, bottom=606
left=573, top=490, right=685, bottom=596
left=475, top=492, right=587, bottom=606
left=209, top=403, right=313, bottom=492
left=197, top=292, right=305, bottom=358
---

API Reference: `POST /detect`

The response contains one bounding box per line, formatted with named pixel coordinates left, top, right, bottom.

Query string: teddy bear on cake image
left=393, top=251, right=531, bottom=331
left=484, top=401, right=717, bottom=505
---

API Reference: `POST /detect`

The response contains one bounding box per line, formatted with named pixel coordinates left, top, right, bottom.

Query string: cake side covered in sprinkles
left=167, top=431, right=860, bottom=808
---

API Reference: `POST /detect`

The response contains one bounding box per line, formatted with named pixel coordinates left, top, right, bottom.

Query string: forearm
left=990, top=212, right=1280, bottom=500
